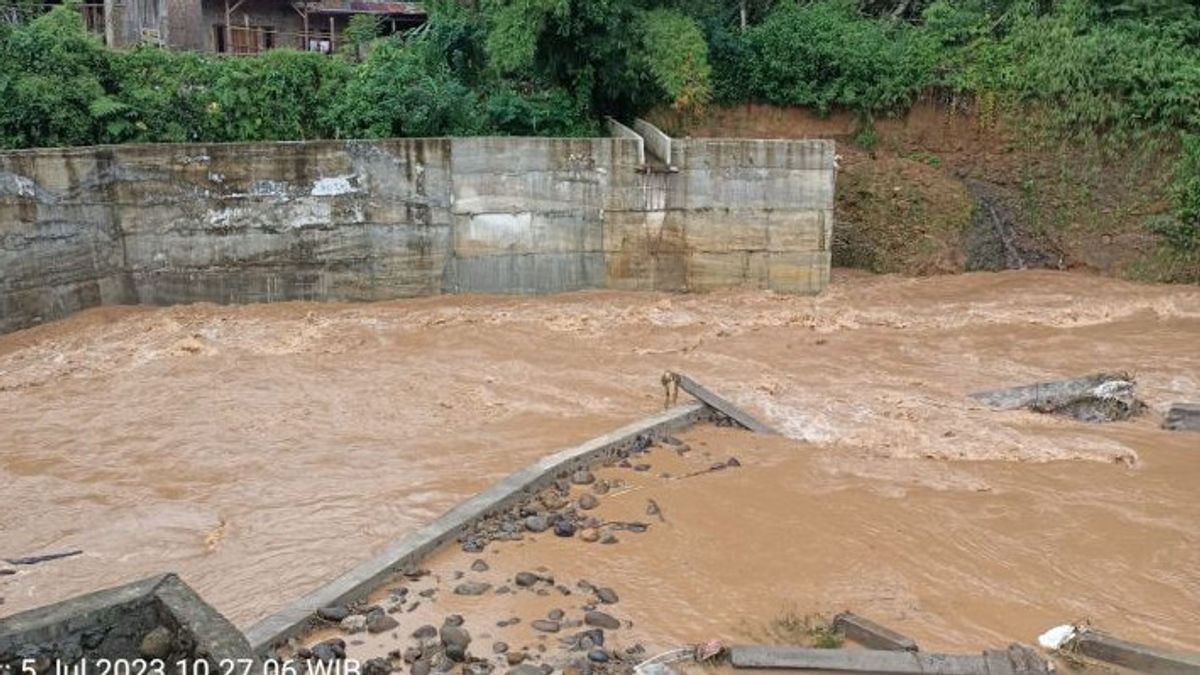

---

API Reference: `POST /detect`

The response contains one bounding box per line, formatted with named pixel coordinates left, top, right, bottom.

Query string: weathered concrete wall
left=443, top=137, right=637, bottom=294
left=0, top=139, right=454, bottom=333
left=606, top=124, right=834, bottom=293
left=1, top=133, right=834, bottom=333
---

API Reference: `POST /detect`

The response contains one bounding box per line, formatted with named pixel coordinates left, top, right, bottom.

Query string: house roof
left=308, top=1, right=425, bottom=15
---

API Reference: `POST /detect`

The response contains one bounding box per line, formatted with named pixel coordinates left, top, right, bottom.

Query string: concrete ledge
left=245, top=402, right=712, bottom=653
left=1163, top=403, right=1200, bottom=432
left=633, top=119, right=673, bottom=168
left=731, top=646, right=978, bottom=674
left=1071, top=630, right=1200, bottom=675
left=672, top=372, right=778, bottom=435
left=729, top=644, right=1047, bottom=675
left=605, top=118, right=645, bottom=166
left=0, top=574, right=252, bottom=668
left=833, top=612, right=918, bottom=652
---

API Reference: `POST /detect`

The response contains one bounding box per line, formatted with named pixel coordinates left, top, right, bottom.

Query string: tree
left=479, top=0, right=713, bottom=118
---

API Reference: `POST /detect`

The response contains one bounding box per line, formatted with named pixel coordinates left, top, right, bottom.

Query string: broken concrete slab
left=1069, top=629, right=1200, bottom=675
left=729, top=645, right=1049, bottom=674
left=731, top=646, right=972, bottom=674
left=985, top=645, right=1052, bottom=675
left=1163, top=403, right=1200, bottom=432
left=0, top=574, right=253, bottom=670
left=970, top=373, right=1143, bottom=423
left=670, top=372, right=778, bottom=435
left=833, top=612, right=918, bottom=652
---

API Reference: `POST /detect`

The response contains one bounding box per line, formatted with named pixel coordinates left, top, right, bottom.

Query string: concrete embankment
left=0, top=128, right=835, bottom=333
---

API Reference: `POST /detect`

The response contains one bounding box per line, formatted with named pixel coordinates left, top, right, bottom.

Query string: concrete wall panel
left=0, top=134, right=834, bottom=333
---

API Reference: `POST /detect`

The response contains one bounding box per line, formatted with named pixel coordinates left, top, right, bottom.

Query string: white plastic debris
left=635, top=664, right=675, bottom=675
left=634, top=648, right=695, bottom=675
left=1038, top=624, right=1078, bottom=650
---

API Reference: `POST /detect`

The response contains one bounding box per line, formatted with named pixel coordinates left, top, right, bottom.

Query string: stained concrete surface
left=1, top=133, right=834, bottom=334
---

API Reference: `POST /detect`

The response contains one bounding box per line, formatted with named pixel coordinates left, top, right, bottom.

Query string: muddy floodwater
left=1, top=270, right=1198, bottom=653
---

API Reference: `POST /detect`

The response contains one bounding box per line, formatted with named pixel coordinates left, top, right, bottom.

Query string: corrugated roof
left=309, top=1, right=425, bottom=15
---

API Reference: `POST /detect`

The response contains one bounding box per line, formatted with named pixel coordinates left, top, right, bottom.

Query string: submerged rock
left=139, top=627, right=173, bottom=660
left=366, top=609, right=399, bottom=634
left=317, top=606, right=350, bottom=622
left=524, top=516, right=549, bottom=533
left=364, top=658, right=392, bottom=675
left=595, top=587, right=619, bottom=604
left=440, top=624, right=472, bottom=651
left=583, top=611, right=620, bottom=630
left=311, top=639, right=347, bottom=663
left=454, top=581, right=492, bottom=596
left=340, top=615, right=368, bottom=634
left=970, top=373, right=1144, bottom=423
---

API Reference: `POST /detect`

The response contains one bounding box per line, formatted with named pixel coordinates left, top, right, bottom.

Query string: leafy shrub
left=1166, top=134, right=1200, bottom=253
left=0, top=7, right=110, bottom=148
left=207, top=49, right=349, bottom=141
left=744, top=0, right=938, bottom=114
left=484, top=83, right=597, bottom=136
left=633, top=9, right=713, bottom=114
left=323, top=36, right=484, bottom=138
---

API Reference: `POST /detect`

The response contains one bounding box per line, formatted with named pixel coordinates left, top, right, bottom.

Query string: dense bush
left=743, top=0, right=938, bottom=114
left=323, top=36, right=483, bottom=138
left=1166, top=134, right=1200, bottom=255
left=0, top=8, right=110, bottom=148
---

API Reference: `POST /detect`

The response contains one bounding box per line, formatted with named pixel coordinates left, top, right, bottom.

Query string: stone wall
left=0, top=133, right=834, bottom=334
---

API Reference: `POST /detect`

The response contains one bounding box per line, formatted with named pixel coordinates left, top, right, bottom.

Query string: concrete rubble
left=0, top=574, right=254, bottom=671
left=1058, top=626, right=1200, bottom=675
left=832, top=612, right=919, bottom=652
left=1162, top=403, right=1200, bottom=432
left=729, top=643, right=1050, bottom=675
left=970, top=373, right=1144, bottom=423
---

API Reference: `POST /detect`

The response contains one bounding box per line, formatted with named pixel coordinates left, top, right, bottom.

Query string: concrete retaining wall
left=1, top=133, right=834, bottom=334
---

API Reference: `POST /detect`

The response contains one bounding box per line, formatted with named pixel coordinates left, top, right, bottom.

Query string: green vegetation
left=7, top=0, right=1200, bottom=144
left=2, top=0, right=1200, bottom=277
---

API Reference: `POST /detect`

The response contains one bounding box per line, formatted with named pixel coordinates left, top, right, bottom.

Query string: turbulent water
left=1, top=270, right=1198, bottom=652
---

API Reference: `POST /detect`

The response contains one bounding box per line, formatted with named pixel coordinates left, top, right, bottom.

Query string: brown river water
left=1, top=270, right=1198, bottom=654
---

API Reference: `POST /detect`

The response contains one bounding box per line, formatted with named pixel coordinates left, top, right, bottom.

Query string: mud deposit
left=1, top=270, right=1198, bottom=655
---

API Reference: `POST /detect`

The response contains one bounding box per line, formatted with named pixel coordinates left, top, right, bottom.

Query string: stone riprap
left=1, top=128, right=835, bottom=334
